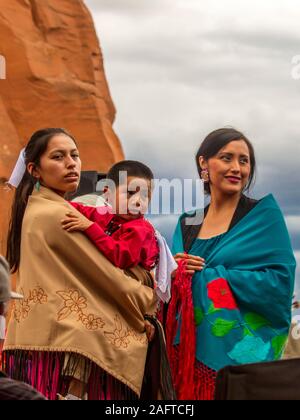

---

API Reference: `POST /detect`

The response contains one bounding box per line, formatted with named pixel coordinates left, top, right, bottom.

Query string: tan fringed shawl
left=4, top=187, right=157, bottom=396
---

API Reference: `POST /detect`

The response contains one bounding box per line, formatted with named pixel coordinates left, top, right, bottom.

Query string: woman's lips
left=64, top=174, right=79, bottom=182
left=225, top=176, right=241, bottom=184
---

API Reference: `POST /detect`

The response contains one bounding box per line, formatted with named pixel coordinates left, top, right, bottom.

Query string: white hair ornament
left=6, top=148, right=26, bottom=189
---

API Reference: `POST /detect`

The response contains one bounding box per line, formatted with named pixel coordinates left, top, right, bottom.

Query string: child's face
left=107, top=176, right=153, bottom=220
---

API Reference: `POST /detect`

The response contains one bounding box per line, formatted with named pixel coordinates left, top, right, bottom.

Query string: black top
left=180, top=195, right=259, bottom=253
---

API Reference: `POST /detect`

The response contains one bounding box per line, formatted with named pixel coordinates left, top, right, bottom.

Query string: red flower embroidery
left=207, top=278, right=238, bottom=310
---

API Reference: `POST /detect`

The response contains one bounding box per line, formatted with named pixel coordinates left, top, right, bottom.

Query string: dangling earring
left=35, top=179, right=41, bottom=192
left=201, top=169, right=210, bottom=183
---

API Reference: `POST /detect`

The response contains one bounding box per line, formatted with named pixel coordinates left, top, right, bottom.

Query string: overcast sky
left=85, top=0, right=300, bottom=294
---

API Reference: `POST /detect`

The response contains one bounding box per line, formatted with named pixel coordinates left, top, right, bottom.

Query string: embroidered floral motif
left=207, top=278, right=238, bottom=310
left=14, top=301, right=30, bottom=323
left=104, top=315, right=131, bottom=349
left=29, top=288, right=48, bottom=304
left=57, top=290, right=87, bottom=316
left=194, top=307, right=204, bottom=327
left=104, top=315, right=148, bottom=349
left=272, top=334, right=288, bottom=359
left=244, top=313, right=270, bottom=331
left=228, top=335, right=271, bottom=364
left=212, top=319, right=237, bottom=337
left=13, top=288, right=48, bottom=323
left=128, top=328, right=148, bottom=345
left=207, top=303, right=222, bottom=315
left=56, top=290, right=105, bottom=330
left=82, top=314, right=105, bottom=331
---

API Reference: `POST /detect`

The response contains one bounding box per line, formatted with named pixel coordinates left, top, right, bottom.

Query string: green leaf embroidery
left=194, top=307, right=204, bottom=326
left=212, top=319, right=237, bottom=337
left=208, top=303, right=221, bottom=315
left=243, top=328, right=254, bottom=338
left=272, top=335, right=288, bottom=359
left=245, top=313, right=270, bottom=331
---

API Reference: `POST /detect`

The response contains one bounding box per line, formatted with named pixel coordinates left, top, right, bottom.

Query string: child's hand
left=61, top=212, right=93, bottom=232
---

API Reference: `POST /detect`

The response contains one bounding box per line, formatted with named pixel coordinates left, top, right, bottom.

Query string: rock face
left=0, top=0, right=124, bottom=253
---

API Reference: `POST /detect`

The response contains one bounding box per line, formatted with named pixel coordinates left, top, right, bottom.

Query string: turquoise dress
left=171, top=194, right=296, bottom=372
left=190, top=234, right=225, bottom=263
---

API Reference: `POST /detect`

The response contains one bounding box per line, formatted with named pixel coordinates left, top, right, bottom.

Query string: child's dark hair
left=107, top=160, right=154, bottom=187
left=195, top=128, right=256, bottom=194
left=6, top=128, right=77, bottom=273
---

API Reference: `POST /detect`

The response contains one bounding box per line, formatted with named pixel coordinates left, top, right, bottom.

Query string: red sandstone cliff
left=0, top=0, right=124, bottom=252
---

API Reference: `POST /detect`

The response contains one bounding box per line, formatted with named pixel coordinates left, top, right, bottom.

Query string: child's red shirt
left=71, top=202, right=159, bottom=271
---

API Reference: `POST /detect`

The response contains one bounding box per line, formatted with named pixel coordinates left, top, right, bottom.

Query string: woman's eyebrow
left=219, top=152, right=249, bottom=158
left=218, top=152, right=233, bottom=156
left=50, top=149, right=78, bottom=154
left=49, top=149, right=65, bottom=154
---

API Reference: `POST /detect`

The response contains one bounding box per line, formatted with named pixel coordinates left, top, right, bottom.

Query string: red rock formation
left=0, top=0, right=124, bottom=253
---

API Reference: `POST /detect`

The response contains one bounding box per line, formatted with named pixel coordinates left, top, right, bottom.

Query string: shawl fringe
left=166, top=260, right=196, bottom=399
left=2, top=350, right=137, bottom=400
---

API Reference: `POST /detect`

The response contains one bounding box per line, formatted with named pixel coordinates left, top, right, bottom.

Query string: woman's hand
left=293, top=301, right=300, bottom=310
left=144, top=320, right=155, bottom=342
left=61, top=212, right=93, bottom=232
left=172, top=253, right=205, bottom=277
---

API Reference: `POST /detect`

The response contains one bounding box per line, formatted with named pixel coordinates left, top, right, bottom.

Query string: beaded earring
left=201, top=169, right=210, bottom=183
left=35, top=179, right=41, bottom=192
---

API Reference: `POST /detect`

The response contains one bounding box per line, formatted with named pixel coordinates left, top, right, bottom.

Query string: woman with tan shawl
left=3, top=128, right=160, bottom=400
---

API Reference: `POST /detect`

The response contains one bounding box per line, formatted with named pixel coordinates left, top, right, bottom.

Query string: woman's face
left=201, top=140, right=251, bottom=196
left=30, top=135, right=81, bottom=196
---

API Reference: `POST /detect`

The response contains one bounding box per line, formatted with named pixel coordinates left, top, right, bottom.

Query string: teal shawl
left=172, top=194, right=296, bottom=371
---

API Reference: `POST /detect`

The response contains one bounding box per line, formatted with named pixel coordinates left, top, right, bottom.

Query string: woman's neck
left=41, top=184, right=66, bottom=198
left=197, top=190, right=242, bottom=240
left=209, top=189, right=242, bottom=215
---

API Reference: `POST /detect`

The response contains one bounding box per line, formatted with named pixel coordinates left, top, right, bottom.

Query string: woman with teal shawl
left=166, top=128, right=296, bottom=400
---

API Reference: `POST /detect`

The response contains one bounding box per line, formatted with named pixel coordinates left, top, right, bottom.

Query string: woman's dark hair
left=6, top=128, right=77, bottom=273
left=107, top=160, right=154, bottom=187
left=195, top=128, right=256, bottom=194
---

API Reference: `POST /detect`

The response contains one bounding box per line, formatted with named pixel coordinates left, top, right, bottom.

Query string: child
left=62, top=160, right=159, bottom=273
